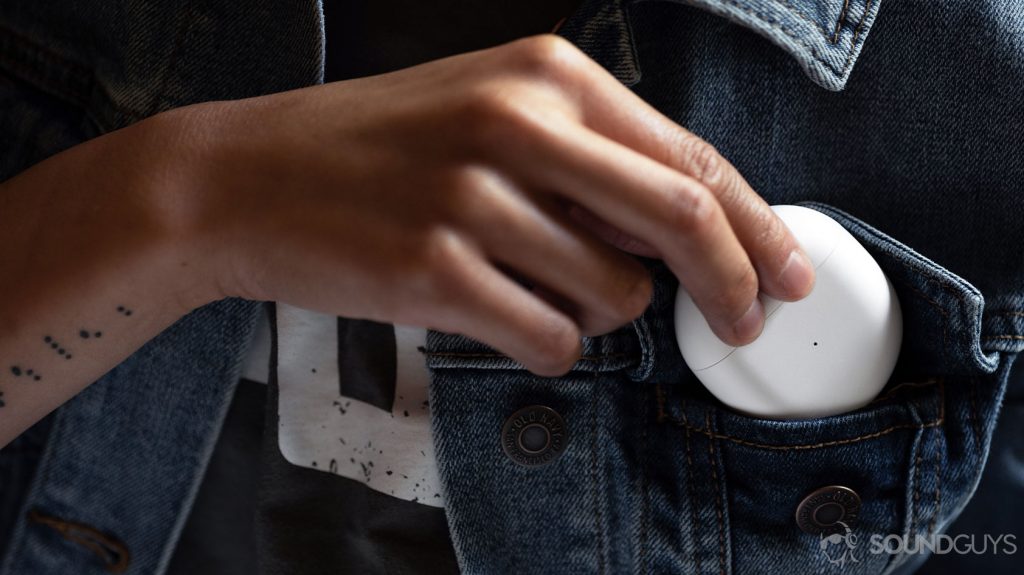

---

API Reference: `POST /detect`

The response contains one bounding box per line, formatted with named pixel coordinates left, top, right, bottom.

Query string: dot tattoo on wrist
left=10, top=365, right=42, bottom=381
left=13, top=307, right=128, bottom=385
left=41, top=335, right=72, bottom=359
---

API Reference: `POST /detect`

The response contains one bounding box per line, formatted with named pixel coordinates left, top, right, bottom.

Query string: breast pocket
left=645, top=201, right=1017, bottom=574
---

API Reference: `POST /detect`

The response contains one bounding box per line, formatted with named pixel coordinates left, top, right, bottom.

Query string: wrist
left=123, top=103, right=240, bottom=311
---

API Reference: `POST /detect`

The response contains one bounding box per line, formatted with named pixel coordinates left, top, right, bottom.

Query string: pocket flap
left=799, top=201, right=1001, bottom=377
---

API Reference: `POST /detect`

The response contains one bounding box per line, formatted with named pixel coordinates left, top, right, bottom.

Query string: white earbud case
left=674, top=205, right=903, bottom=419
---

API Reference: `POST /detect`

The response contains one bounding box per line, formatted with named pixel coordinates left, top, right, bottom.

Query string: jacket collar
left=559, top=0, right=882, bottom=91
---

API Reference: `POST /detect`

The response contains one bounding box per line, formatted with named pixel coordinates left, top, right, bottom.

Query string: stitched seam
left=893, top=256, right=966, bottom=317
left=891, top=275, right=950, bottom=357
left=634, top=0, right=872, bottom=83
left=929, top=425, right=942, bottom=536
left=989, top=310, right=1024, bottom=317
left=769, top=0, right=832, bottom=38
left=832, top=0, right=851, bottom=43
left=682, top=404, right=703, bottom=574
left=590, top=369, right=607, bottom=575
left=705, top=410, right=727, bottom=575
left=868, top=378, right=942, bottom=404
left=0, top=404, right=67, bottom=574
left=968, top=376, right=982, bottom=454
left=665, top=381, right=944, bottom=450
left=736, top=0, right=886, bottom=56
left=849, top=0, right=874, bottom=47
left=618, top=0, right=644, bottom=86
left=820, top=206, right=975, bottom=312
left=640, top=388, right=650, bottom=575
left=627, top=304, right=656, bottom=381
left=665, top=422, right=944, bottom=451
left=892, top=247, right=969, bottom=304
left=832, top=209, right=990, bottom=361
left=840, top=0, right=875, bottom=77
left=982, top=309, right=1024, bottom=340
left=911, top=435, right=922, bottom=537
left=709, top=0, right=846, bottom=76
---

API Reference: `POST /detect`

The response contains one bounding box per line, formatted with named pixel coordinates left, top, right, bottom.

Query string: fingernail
left=779, top=249, right=815, bottom=298
left=732, top=297, right=764, bottom=343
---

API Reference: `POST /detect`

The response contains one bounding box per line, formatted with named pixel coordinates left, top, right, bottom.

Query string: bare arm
left=0, top=114, right=217, bottom=446
left=0, top=34, right=815, bottom=447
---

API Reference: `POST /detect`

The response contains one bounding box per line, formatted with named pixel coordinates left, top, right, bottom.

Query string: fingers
left=565, top=202, right=660, bottom=258
left=548, top=43, right=816, bottom=303
left=446, top=167, right=652, bottom=337
left=587, top=108, right=816, bottom=303
left=490, top=116, right=768, bottom=345
left=470, top=34, right=814, bottom=345
left=421, top=235, right=585, bottom=376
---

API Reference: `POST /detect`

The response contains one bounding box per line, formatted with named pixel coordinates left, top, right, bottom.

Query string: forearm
left=0, top=113, right=219, bottom=446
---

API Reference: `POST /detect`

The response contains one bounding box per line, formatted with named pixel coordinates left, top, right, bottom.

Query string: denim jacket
left=1, top=0, right=1022, bottom=573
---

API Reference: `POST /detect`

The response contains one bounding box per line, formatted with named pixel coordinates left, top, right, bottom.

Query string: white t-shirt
left=239, top=304, right=444, bottom=507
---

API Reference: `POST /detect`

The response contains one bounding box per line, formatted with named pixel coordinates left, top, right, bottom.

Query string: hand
left=160, top=34, right=815, bottom=376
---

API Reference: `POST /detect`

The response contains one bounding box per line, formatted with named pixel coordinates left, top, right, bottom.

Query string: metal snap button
left=501, top=405, right=567, bottom=467
left=795, top=485, right=861, bottom=535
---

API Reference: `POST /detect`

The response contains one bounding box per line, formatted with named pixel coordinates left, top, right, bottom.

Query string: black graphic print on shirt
left=274, top=304, right=443, bottom=507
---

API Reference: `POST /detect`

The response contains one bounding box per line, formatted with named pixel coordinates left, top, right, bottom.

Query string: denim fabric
left=426, top=203, right=1018, bottom=574
left=428, top=0, right=1024, bottom=572
left=0, top=0, right=323, bottom=133
left=0, top=412, right=51, bottom=562
left=1, top=1, right=1023, bottom=574
left=0, top=3, right=319, bottom=572
left=558, top=0, right=882, bottom=90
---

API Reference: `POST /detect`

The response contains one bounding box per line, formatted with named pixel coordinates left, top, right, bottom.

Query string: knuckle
left=409, top=227, right=470, bottom=301
left=508, top=34, right=582, bottom=77
left=529, top=318, right=581, bottom=374
left=716, top=165, right=749, bottom=210
left=672, top=131, right=756, bottom=212
left=446, top=165, right=495, bottom=205
left=423, top=227, right=465, bottom=268
left=444, top=166, right=521, bottom=233
left=712, top=265, right=759, bottom=319
left=665, top=182, right=717, bottom=237
left=692, top=140, right=724, bottom=186
left=625, top=270, right=654, bottom=318
left=675, top=134, right=743, bottom=205
left=752, top=208, right=789, bottom=251
left=460, top=84, right=541, bottom=148
left=445, top=164, right=490, bottom=194
left=460, top=85, right=516, bottom=127
left=608, top=264, right=653, bottom=321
